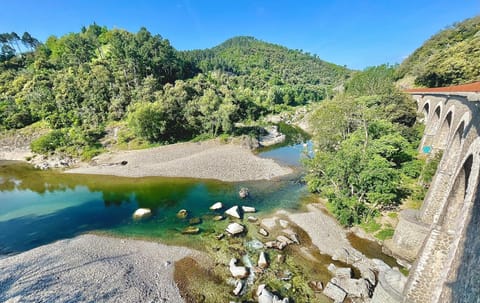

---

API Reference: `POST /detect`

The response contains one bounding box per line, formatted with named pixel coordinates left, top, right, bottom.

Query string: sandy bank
left=0, top=234, right=199, bottom=303
left=67, top=139, right=292, bottom=182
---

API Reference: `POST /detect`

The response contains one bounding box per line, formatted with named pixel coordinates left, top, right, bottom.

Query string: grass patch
left=375, top=228, right=395, bottom=241
left=360, top=220, right=382, bottom=234
left=387, top=212, right=398, bottom=219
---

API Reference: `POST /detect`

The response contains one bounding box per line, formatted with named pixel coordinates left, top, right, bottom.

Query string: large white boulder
left=256, top=284, right=289, bottom=303
left=226, top=223, right=245, bottom=235
left=132, top=208, right=151, bottom=219
left=229, top=258, right=249, bottom=278
left=209, top=202, right=223, bottom=210
left=225, top=206, right=241, bottom=219
left=242, top=206, right=256, bottom=213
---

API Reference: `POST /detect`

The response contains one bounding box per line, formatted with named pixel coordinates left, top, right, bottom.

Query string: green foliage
left=375, top=228, right=395, bottom=240
left=398, top=16, right=480, bottom=87
left=30, top=130, right=69, bottom=154
left=360, top=220, right=382, bottom=233
left=305, top=65, right=420, bottom=226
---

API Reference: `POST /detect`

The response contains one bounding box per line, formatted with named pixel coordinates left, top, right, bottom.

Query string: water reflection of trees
left=0, top=161, right=235, bottom=209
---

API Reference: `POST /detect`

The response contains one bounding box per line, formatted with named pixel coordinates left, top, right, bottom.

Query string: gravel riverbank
left=0, top=234, right=198, bottom=303
left=66, top=139, right=292, bottom=182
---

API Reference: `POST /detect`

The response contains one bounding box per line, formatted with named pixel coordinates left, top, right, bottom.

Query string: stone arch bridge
left=373, top=83, right=480, bottom=303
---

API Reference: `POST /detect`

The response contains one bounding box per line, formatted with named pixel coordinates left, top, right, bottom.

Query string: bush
left=30, top=130, right=68, bottom=154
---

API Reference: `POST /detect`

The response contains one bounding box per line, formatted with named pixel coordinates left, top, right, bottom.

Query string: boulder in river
left=229, top=258, right=249, bottom=279
left=226, top=223, right=245, bottom=235
left=132, top=208, right=151, bottom=219
left=258, top=251, right=268, bottom=269
left=225, top=205, right=241, bottom=219
left=189, top=217, right=202, bottom=225
left=242, top=206, right=256, bottom=213
left=176, top=209, right=188, bottom=219
left=239, top=187, right=249, bottom=199
left=213, top=215, right=224, bottom=221
left=233, top=280, right=244, bottom=296
left=181, top=226, right=200, bottom=235
left=256, top=284, right=290, bottom=303
left=248, top=216, right=259, bottom=222
left=209, top=202, right=223, bottom=210
left=259, top=228, right=269, bottom=237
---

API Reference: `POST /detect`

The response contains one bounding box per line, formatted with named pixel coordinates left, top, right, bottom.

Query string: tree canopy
left=0, top=26, right=350, bottom=158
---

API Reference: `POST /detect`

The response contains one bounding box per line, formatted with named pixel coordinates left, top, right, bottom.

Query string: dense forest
left=0, top=24, right=349, bottom=158
left=397, top=15, right=480, bottom=88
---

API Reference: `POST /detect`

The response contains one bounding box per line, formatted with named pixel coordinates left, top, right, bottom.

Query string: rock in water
left=181, top=226, right=200, bottom=235
left=213, top=215, right=224, bottom=221
left=132, top=208, right=151, bottom=219
left=248, top=216, right=259, bottom=222
left=258, top=251, right=268, bottom=268
left=225, top=205, right=241, bottom=219
left=242, top=206, right=256, bottom=213
left=233, top=280, right=244, bottom=296
left=226, top=223, right=245, bottom=235
left=239, top=187, right=249, bottom=199
left=209, top=202, right=223, bottom=210
left=259, top=228, right=269, bottom=237
left=189, top=217, right=202, bottom=225
left=176, top=209, right=188, bottom=219
left=229, top=258, right=249, bottom=278
left=256, top=284, right=290, bottom=303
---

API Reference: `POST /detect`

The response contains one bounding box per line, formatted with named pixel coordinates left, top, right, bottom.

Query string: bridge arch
left=421, top=100, right=430, bottom=124
left=435, top=107, right=454, bottom=150
left=438, top=154, right=473, bottom=231
left=443, top=112, right=471, bottom=172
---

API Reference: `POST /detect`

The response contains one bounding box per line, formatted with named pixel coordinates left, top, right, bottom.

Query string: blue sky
left=1, top=0, right=478, bottom=69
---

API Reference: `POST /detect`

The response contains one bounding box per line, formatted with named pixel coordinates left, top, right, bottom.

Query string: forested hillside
left=0, top=25, right=349, bottom=158
left=397, top=16, right=480, bottom=88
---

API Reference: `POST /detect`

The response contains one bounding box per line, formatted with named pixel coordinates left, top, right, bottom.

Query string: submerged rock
left=225, top=206, right=241, bottom=219
left=176, top=209, right=188, bottom=219
left=226, top=223, right=245, bottom=235
left=213, top=215, right=224, bottom=221
left=248, top=216, right=259, bottom=223
left=239, top=187, right=249, bottom=199
left=209, top=202, right=223, bottom=210
left=189, top=217, right=202, bottom=225
left=181, top=226, right=200, bottom=235
left=132, top=208, right=151, bottom=219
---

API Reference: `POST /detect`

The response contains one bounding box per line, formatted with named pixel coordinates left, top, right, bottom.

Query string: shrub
left=30, top=130, right=68, bottom=154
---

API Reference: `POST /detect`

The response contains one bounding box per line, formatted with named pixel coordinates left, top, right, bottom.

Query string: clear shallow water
left=0, top=141, right=311, bottom=255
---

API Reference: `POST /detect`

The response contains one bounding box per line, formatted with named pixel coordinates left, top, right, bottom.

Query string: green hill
left=185, top=36, right=349, bottom=87
left=397, top=16, right=480, bottom=88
